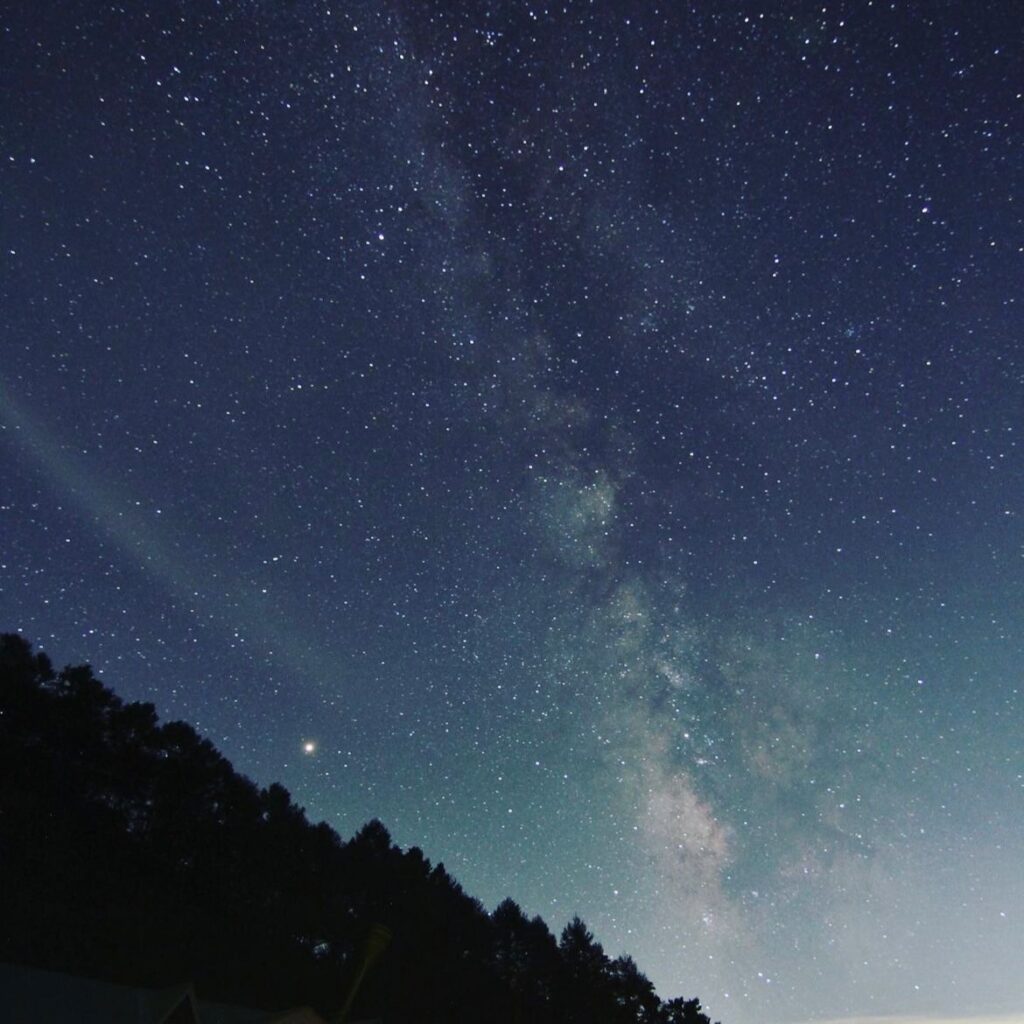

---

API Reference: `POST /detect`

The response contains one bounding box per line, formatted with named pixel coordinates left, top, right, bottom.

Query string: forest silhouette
left=0, top=632, right=719, bottom=1024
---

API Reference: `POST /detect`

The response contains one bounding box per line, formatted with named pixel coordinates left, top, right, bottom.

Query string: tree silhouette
left=557, top=916, right=615, bottom=1023
left=609, top=955, right=663, bottom=1024
left=663, top=996, right=718, bottom=1024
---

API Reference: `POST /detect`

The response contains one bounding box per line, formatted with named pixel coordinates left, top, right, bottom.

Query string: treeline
left=0, top=633, right=718, bottom=1024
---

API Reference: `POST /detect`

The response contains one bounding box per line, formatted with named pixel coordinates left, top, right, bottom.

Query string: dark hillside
left=0, top=633, right=716, bottom=1024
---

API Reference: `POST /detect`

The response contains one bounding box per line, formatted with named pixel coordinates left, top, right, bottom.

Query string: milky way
left=2, top=4, right=1022, bottom=1023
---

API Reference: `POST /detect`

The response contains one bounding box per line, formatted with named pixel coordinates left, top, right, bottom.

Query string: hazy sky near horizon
left=2, top=3, right=1022, bottom=1023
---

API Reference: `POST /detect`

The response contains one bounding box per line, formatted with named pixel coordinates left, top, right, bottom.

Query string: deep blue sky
left=2, top=3, right=1022, bottom=1023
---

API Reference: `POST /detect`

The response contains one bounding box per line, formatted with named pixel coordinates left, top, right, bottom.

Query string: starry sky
left=2, top=2, right=1022, bottom=1022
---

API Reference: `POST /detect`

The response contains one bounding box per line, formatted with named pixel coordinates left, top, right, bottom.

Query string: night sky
left=2, top=2, right=1022, bottom=1022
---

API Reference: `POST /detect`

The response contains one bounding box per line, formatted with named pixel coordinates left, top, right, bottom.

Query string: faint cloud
left=795, top=1017, right=1024, bottom=1024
